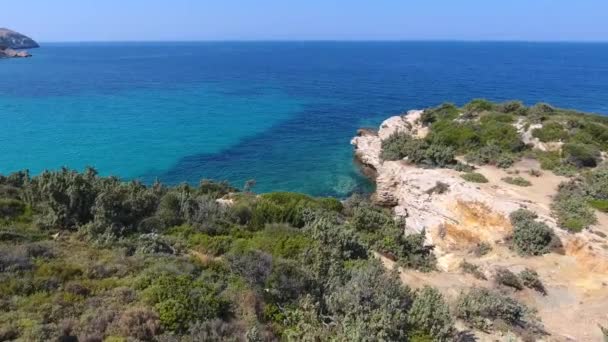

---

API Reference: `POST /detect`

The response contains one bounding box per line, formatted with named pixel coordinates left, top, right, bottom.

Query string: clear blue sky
left=2, top=0, right=607, bottom=42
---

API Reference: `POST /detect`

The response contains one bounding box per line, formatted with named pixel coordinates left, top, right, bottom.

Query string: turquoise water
left=1, top=42, right=608, bottom=196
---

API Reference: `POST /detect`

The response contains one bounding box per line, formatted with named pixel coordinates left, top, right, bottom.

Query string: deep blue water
left=1, top=42, right=608, bottom=196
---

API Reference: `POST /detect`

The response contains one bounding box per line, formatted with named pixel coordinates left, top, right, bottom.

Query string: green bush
left=427, top=120, right=479, bottom=152
left=460, top=260, right=486, bottom=280
left=494, top=267, right=523, bottom=290
left=460, top=173, right=488, bottom=183
left=381, top=132, right=411, bottom=161
left=497, top=101, right=526, bottom=114
left=510, top=209, right=558, bottom=256
left=248, top=192, right=342, bottom=229
left=381, top=133, right=455, bottom=167
left=478, top=119, right=525, bottom=152
left=552, top=181, right=597, bottom=232
left=455, top=288, right=530, bottom=331
left=562, top=143, right=601, bottom=168
left=589, top=199, right=608, bottom=212
left=408, top=287, right=454, bottom=341
left=532, top=122, right=569, bottom=142
left=584, top=167, right=608, bottom=200
left=0, top=198, right=26, bottom=220
left=420, top=103, right=460, bottom=125
left=502, top=177, right=532, bottom=187
left=519, top=268, right=546, bottom=295
left=142, top=274, right=229, bottom=332
left=464, top=99, right=495, bottom=113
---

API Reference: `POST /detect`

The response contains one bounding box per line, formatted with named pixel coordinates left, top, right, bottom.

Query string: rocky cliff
left=352, top=110, right=608, bottom=341
left=0, top=28, right=38, bottom=58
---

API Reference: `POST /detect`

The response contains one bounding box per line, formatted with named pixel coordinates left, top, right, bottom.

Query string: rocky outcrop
left=0, top=28, right=39, bottom=49
left=0, top=47, right=31, bottom=58
left=0, top=28, right=38, bottom=58
left=353, top=110, right=608, bottom=341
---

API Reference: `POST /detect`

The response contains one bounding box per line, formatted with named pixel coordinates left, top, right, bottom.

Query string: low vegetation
left=509, top=209, right=560, bottom=256
left=0, top=167, right=454, bottom=341
left=455, top=288, right=542, bottom=337
left=460, top=172, right=488, bottom=183
left=502, top=176, right=532, bottom=187
left=519, top=268, right=546, bottom=295
left=380, top=99, right=608, bottom=234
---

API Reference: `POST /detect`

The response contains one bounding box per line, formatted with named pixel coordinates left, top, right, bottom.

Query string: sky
left=2, top=0, right=607, bottom=42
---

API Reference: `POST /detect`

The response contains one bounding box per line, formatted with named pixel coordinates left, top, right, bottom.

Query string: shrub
left=327, top=263, right=413, bottom=341
left=509, top=209, right=538, bottom=225
left=552, top=181, right=597, bottom=232
left=589, top=199, right=608, bottom=212
left=399, top=231, right=436, bottom=272
left=461, top=173, right=488, bottom=183
left=478, top=119, right=525, bottom=152
left=584, top=167, right=608, bottom=200
left=532, top=122, right=569, bottom=142
left=423, top=143, right=456, bottom=167
left=420, top=103, right=460, bottom=125
left=249, top=192, right=343, bottom=229
left=529, top=103, right=556, bottom=117
left=464, top=99, right=495, bottom=113
left=0, top=198, right=26, bottom=220
left=428, top=120, right=479, bottom=152
left=510, top=209, right=558, bottom=256
left=381, top=132, right=411, bottom=161
left=408, top=287, right=454, bottom=341
left=502, top=177, right=532, bottom=187
left=498, top=101, right=526, bottom=114
left=465, top=144, right=501, bottom=166
left=198, top=179, right=238, bottom=198
left=455, top=288, right=530, bottom=331
left=562, top=143, right=601, bottom=168
left=142, top=274, right=229, bottom=332
left=381, top=132, right=455, bottom=167
left=115, top=307, right=161, bottom=341
left=227, top=250, right=273, bottom=287
left=460, top=260, right=486, bottom=280
left=187, top=319, right=244, bottom=342
left=471, top=242, right=492, bottom=257
left=519, top=268, right=546, bottom=295
left=494, top=267, right=523, bottom=290
left=495, top=153, right=517, bottom=169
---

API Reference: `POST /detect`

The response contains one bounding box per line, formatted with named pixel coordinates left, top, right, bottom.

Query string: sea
left=1, top=42, right=608, bottom=196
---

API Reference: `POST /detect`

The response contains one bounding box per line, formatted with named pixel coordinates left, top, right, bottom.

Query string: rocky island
left=352, top=100, right=608, bottom=341
left=0, top=28, right=39, bottom=58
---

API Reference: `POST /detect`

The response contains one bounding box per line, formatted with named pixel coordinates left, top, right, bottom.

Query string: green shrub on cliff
left=381, top=132, right=455, bottom=167
left=460, top=172, right=488, bottom=183
left=552, top=180, right=597, bottom=232
left=502, top=176, right=532, bottom=187
left=509, top=209, right=559, bottom=255
left=455, top=288, right=534, bottom=332
left=532, top=122, right=569, bottom=142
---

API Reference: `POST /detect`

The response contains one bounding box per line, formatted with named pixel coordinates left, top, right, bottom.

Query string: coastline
left=351, top=108, right=608, bottom=341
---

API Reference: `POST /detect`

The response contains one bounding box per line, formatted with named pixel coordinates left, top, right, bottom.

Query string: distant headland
left=0, top=28, right=39, bottom=58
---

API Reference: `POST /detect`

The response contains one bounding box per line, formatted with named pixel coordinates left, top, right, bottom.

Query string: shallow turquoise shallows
left=1, top=42, right=608, bottom=196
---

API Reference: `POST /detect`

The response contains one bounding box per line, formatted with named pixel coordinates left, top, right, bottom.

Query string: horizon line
left=37, top=38, right=608, bottom=44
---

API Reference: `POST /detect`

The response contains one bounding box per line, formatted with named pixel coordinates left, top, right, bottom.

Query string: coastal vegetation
left=0, top=168, right=454, bottom=341
left=380, top=99, right=608, bottom=233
